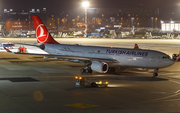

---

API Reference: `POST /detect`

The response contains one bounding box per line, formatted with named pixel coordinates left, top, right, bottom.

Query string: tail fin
left=32, top=15, right=59, bottom=44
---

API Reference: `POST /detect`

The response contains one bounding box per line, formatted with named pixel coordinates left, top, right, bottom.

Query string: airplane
left=4, top=15, right=175, bottom=77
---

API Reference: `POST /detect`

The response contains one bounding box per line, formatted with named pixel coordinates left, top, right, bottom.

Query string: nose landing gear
left=153, top=69, right=159, bottom=77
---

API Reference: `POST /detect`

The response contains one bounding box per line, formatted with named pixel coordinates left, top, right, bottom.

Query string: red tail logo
left=36, top=24, right=48, bottom=43
left=32, top=15, right=59, bottom=44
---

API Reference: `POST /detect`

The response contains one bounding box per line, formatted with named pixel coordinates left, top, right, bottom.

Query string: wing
left=4, top=47, right=119, bottom=66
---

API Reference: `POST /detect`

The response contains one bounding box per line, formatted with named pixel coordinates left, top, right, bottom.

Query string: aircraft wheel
left=108, top=67, right=116, bottom=73
left=153, top=73, right=158, bottom=77
left=80, top=68, right=85, bottom=73
left=85, top=69, right=92, bottom=73
left=172, top=54, right=177, bottom=61
left=85, top=69, right=89, bottom=73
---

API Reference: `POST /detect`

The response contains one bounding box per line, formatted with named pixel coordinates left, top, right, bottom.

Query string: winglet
left=4, top=47, right=12, bottom=53
left=134, top=44, right=139, bottom=49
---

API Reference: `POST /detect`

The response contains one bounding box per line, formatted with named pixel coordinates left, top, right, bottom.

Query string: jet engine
left=91, top=61, right=109, bottom=73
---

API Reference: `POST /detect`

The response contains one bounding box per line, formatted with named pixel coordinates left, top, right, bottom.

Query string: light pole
left=58, top=18, right=60, bottom=31
left=155, top=17, right=157, bottom=28
left=136, top=17, right=138, bottom=28
left=151, top=17, right=154, bottom=28
left=82, top=1, right=89, bottom=37
left=131, top=17, right=134, bottom=27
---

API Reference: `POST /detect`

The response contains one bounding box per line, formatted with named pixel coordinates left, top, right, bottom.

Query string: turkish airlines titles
left=106, top=49, right=149, bottom=57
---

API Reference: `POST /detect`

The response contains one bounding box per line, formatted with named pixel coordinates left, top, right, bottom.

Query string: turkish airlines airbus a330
left=5, top=15, right=175, bottom=76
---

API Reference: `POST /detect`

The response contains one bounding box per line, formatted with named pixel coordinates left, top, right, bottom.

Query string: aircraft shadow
left=0, top=58, right=19, bottom=60
left=84, top=72, right=169, bottom=82
left=110, top=76, right=168, bottom=81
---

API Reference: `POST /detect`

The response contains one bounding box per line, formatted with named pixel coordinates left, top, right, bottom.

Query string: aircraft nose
left=168, top=59, right=175, bottom=66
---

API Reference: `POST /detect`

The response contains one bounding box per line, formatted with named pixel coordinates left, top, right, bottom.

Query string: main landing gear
left=80, top=67, right=92, bottom=74
left=80, top=61, right=92, bottom=74
left=108, top=67, right=116, bottom=73
left=153, top=69, right=159, bottom=77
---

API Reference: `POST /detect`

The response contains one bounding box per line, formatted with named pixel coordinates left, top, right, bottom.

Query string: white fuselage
left=43, top=44, right=174, bottom=69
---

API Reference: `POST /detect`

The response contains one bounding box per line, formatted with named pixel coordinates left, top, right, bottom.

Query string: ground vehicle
left=172, top=53, right=180, bottom=61
left=18, top=46, right=27, bottom=53
left=75, top=76, right=108, bottom=87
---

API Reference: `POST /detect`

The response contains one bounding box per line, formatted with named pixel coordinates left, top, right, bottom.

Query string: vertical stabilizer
left=32, top=15, right=59, bottom=44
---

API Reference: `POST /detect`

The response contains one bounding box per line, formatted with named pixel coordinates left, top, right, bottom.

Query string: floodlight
left=82, top=1, right=89, bottom=8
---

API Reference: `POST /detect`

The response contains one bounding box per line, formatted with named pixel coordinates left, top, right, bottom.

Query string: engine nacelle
left=91, top=61, right=109, bottom=73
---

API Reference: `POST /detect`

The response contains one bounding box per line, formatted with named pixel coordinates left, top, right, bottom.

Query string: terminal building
left=161, top=20, right=180, bottom=32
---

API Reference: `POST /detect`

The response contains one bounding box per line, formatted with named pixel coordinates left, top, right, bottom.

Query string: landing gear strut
left=153, top=69, right=159, bottom=77
left=80, top=63, right=93, bottom=74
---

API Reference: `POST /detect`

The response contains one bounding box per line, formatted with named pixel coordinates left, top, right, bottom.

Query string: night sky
left=0, top=0, right=179, bottom=14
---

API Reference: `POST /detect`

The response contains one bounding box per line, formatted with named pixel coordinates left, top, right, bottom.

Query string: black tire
left=172, top=54, right=177, bottom=61
left=108, top=68, right=115, bottom=73
left=91, top=82, right=97, bottom=87
left=85, top=69, right=89, bottom=73
left=80, top=68, right=85, bottom=73
left=85, top=69, right=93, bottom=73
left=153, top=73, right=158, bottom=77
left=80, top=81, right=85, bottom=86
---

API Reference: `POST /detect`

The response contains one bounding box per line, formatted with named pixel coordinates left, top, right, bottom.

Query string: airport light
left=82, top=1, right=89, bottom=8
left=170, top=21, right=174, bottom=23
left=99, top=81, right=102, bottom=84
left=82, top=1, right=89, bottom=37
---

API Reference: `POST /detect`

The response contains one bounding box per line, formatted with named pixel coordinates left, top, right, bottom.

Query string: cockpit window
left=162, top=56, right=170, bottom=59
